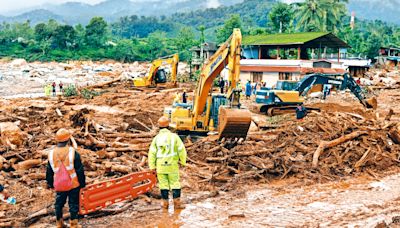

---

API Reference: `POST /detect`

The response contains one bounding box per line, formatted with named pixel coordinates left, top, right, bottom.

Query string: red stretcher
left=79, top=170, right=157, bottom=215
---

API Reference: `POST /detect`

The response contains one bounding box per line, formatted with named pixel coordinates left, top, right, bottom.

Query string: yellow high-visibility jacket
left=148, top=129, right=186, bottom=174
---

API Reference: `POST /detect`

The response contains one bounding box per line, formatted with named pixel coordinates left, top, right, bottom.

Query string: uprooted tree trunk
left=312, top=131, right=368, bottom=168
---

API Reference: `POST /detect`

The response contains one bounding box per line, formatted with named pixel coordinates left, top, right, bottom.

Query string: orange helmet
left=158, top=116, right=169, bottom=128
left=55, top=128, right=71, bottom=142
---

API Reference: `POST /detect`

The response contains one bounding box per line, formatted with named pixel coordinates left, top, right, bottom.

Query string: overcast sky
left=0, top=0, right=104, bottom=14
left=0, top=0, right=308, bottom=15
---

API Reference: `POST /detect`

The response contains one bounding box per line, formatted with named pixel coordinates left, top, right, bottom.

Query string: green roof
left=243, top=32, right=331, bottom=46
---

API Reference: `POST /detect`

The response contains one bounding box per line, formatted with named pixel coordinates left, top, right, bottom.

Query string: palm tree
left=294, top=0, right=325, bottom=32
left=294, top=0, right=347, bottom=32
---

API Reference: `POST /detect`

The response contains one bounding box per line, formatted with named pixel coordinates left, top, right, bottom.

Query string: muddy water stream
left=118, top=172, right=400, bottom=227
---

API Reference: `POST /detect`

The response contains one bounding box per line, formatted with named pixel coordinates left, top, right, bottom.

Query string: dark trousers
left=220, top=87, right=224, bottom=93
left=55, top=187, right=80, bottom=220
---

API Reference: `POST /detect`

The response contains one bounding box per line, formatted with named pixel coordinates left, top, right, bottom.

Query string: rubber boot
left=173, top=198, right=185, bottom=210
left=162, top=200, right=169, bottom=210
left=70, top=219, right=81, bottom=228
left=56, top=219, right=64, bottom=228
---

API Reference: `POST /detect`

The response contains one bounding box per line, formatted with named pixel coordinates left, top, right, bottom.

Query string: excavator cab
left=154, top=69, right=167, bottom=84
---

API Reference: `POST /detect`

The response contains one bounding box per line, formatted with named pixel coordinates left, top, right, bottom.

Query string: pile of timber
left=185, top=110, right=400, bottom=191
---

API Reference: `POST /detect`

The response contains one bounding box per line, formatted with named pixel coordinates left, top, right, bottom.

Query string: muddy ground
left=1, top=64, right=400, bottom=227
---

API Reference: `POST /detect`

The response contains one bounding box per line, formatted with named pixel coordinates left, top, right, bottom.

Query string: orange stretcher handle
left=79, top=170, right=157, bottom=215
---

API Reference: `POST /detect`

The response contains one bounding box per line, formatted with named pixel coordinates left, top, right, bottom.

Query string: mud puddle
left=117, top=172, right=400, bottom=227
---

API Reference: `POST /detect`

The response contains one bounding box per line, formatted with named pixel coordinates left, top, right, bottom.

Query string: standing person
left=323, top=84, right=330, bottom=100
left=44, top=84, right=51, bottom=97
left=148, top=116, right=187, bottom=210
left=252, top=81, right=258, bottom=96
left=245, top=80, right=252, bottom=99
left=219, top=77, right=225, bottom=94
left=46, top=129, right=86, bottom=228
left=59, top=82, right=64, bottom=94
left=52, top=82, right=57, bottom=97
left=182, top=90, right=187, bottom=104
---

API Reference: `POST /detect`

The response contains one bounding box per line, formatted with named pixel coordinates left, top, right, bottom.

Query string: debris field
left=0, top=62, right=400, bottom=226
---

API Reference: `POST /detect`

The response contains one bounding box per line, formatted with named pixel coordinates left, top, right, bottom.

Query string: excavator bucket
left=218, top=107, right=252, bottom=140
left=365, top=96, right=378, bottom=110
left=79, top=171, right=157, bottom=215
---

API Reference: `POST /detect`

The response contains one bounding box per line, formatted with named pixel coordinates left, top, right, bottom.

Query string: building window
left=251, top=72, right=263, bottom=82
left=279, top=72, right=293, bottom=80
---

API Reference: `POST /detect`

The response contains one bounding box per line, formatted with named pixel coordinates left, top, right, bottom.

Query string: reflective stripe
left=66, top=147, right=74, bottom=170
left=49, top=147, right=74, bottom=172
left=156, top=133, right=177, bottom=158
left=49, top=150, right=59, bottom=172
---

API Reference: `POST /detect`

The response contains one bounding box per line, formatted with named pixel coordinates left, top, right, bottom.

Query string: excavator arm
left=167, top=29, right=251, bottom=139
left=133, top=54, right=179, bottom=87
left=296, top=73, right=377, bottom=109
left=192, top=28, right=251, bottom=139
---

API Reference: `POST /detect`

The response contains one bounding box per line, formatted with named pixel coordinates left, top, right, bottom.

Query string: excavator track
left=218, top=107, right=252, bottom=140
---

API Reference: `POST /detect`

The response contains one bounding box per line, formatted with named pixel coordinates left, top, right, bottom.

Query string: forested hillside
left=0, top=0, right=399, bottom=62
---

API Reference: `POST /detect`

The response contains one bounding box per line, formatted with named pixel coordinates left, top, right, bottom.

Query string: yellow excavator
left=164, top=29, right=251, bottom=139
left=133, top=53, right=179, bottom=87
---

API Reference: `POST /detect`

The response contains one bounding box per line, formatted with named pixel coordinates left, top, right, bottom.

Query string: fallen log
left=27, top=173, right=46, bottom=180
left=13, top=159, right=42, bottom=171
left=312, top=131, right=368, bottom=168
left=111, top=165, right=132, bottom=174
left=206, top=155, right=229, bottom=162
left=294, top=141, right=311, bottom=152
left=106, top=147, right=147, bottom=152
left=23, top=206, right=54, bottom=226
left=234, top=149, right=273, bottom=157
left=354, top=148, right=371, bottom=168
left=134, top=118, right=152, bottom=132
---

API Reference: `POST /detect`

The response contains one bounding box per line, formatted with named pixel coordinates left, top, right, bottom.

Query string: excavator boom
left=167, top=29, right=251, bottom=140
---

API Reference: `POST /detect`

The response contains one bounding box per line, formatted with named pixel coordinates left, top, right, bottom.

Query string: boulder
left=10, top=58, right=27, bottom=66
left=0, top=122, right=25, bottom=147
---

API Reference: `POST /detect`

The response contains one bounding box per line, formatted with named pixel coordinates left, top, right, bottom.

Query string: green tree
left=176, top=27, right=196, bottom=61
left=294, top=0, right=347, bottom=32
left=112, top=39, right=138, bottom=62
left=197, top=25, right=206, bottom=44
left=147, top=31, right=168, bottom=59
left=85, top=17, right=108, bottom=47
left=52, top=25, right=76, bottom=49
left=217, top=14, right=242, bottom=43
left=74, top=24, right=85, bottom=48
left=268, top=3, right=293, bottom=33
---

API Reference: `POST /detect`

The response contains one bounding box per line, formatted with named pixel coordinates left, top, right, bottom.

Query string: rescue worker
left=245, top=80, right=252, bottom=99
left=52, top=82, right=57, bottom=96
left=148, top=116, right=187, bottom=210
left=219, top=77, right=225, bottom=94
left=46, top=129, right=86, bottom=228
left=59, top=82, right=64, bottom=93
left=182, top=90, right=188, bottom=104
left=173, top=92, right=181, bottom=104
left=44, top=84, right=51, bottom=97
